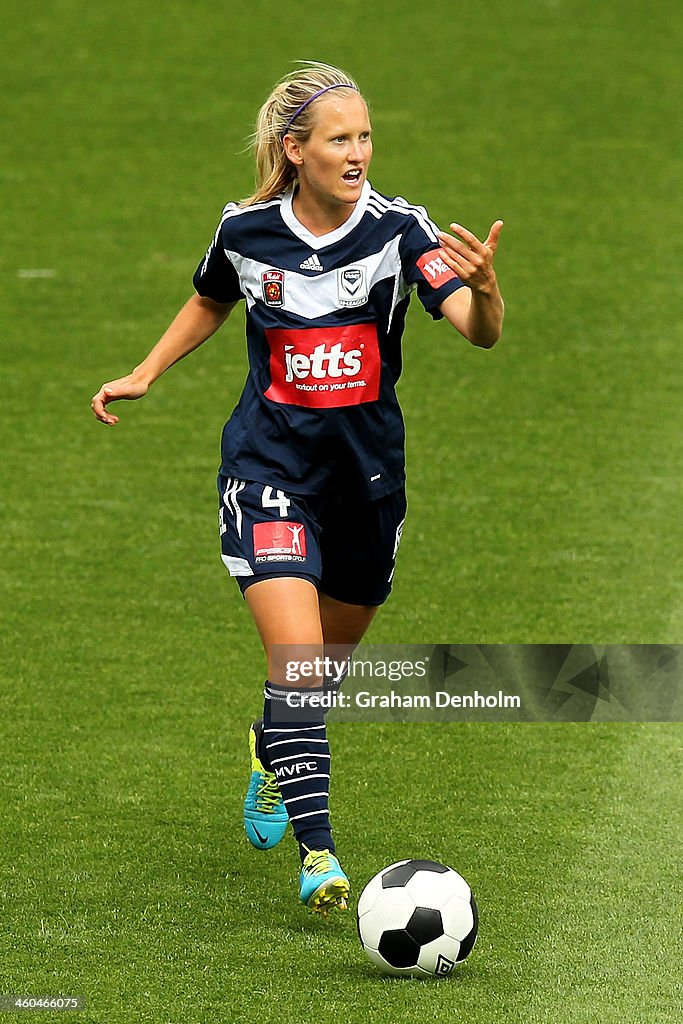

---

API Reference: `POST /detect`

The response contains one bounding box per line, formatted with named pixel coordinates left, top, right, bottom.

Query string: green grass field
left=1, top=1, right=682, bottom=1021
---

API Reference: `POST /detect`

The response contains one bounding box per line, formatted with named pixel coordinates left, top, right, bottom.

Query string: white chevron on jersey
left=225, top=235, right=411, bottom=320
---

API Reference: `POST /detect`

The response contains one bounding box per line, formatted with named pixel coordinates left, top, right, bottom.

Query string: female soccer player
left=91, top=61, right=504, bottom=916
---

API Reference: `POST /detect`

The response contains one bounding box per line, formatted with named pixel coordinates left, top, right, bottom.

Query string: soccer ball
left=357, top=859, right=478, bottom=978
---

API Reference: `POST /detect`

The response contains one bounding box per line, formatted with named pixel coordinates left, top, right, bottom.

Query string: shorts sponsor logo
left=253, top=521, right=307, bottom=563
left=417, top=249, right=458, bottom=289
left=264, top=324, right=380, bottom=408
left=262, top=269, right=285, bottom=306
left=337, top=265, right=368, bottom=307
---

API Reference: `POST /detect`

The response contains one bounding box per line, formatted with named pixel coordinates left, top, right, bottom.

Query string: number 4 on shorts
left=261, top=485, right=291, bottom=517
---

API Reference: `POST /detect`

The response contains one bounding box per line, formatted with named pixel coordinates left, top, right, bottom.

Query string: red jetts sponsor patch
left=253, top=521, right=307, bottom=563
left=264, top=323, right=380, bottom=408
left=416, top=249, right=459, bottom=289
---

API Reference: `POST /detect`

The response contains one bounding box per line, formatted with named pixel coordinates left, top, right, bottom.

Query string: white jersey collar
left=280, top=180, right=371, bottom=250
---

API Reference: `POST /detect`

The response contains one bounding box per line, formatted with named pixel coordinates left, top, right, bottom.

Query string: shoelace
left=304, top=850, right=336, bottom=875
left=255, top=771, right=282, bottom=813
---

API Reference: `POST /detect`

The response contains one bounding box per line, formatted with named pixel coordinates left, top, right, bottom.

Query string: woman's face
left=285, top=92, right=373, bottom=209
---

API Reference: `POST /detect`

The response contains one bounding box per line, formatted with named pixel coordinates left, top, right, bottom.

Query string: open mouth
left=342, top=169, right=363, bottom=184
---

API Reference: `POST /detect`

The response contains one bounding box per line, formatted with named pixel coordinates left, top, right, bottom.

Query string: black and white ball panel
left=356, top=882, right=414, bottom=950
left=357, top=859, right=478, bottom=977
left=381, top=859, right=450, bottom=887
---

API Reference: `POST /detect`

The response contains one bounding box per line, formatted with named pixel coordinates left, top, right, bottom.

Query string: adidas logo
left=299, top=253, right=324, bottom=272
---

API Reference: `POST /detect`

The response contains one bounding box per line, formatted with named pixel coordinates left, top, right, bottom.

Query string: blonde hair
left=240, top=61, right=361, bottom=207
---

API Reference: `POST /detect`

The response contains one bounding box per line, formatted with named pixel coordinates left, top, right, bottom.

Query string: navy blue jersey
left=193, top=181, right=465, bottom=498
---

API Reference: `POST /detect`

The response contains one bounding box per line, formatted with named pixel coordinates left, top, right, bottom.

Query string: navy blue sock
left=262, top=681, right=335, bottom=862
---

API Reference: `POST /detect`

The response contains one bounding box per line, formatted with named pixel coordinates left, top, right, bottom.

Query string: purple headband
left=281, top=84, right=357, bottom=138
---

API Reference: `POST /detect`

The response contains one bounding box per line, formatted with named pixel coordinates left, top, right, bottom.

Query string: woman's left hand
left=437, top=221, right=504, bottom=294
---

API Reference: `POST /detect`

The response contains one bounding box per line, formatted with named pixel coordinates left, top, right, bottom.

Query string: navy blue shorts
left=217, top=474, right=407, bottom=606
